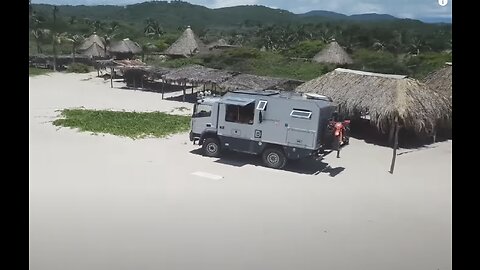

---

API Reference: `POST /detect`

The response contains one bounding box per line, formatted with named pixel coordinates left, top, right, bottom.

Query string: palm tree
left=319, top=28, right=334, bottom=44
left=103, top=33, right=116, bottom=58
left=30, top=11, right=45, bottom=54
left=52, top=6, right=59, bottom=71
left=91, top=20, right=103, bottom=33
left=102, top=22, right=120, bottom=57
left=408, top=37, right=429, bottom=56
left=109, top=21, right=120, bottom=33
left=372, top=40, right=385, bottom=52
left=69, top=16, right=77, bottom=25
left=31, top=29, right=47, bottom=53
left=140, top=42, right=156, bottom=62
left=144, top=18, right=164, bottom=38
left=61, top=34, right=85, bottom=63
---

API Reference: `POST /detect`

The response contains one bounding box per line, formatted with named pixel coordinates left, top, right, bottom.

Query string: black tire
left=202, top=137, right=221, bottom=157
left=262, top=148, right=287, bottom=169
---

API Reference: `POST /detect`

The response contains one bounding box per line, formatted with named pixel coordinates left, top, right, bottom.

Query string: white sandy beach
left=29, top=72, right=452, bottom=270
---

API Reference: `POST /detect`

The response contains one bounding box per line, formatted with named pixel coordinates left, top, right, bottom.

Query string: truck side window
left=257, top=100, right=267, bottom=111
left=193, top=104, right=212, bottom=118
left=290, top=109, right=312, bottom=119
left=226, top=103, right=254, bottom=125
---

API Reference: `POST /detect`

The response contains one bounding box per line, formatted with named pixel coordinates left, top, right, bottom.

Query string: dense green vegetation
left=53, top=109, right=191, bottom=139
left=29, top=1, right=452, bottom=79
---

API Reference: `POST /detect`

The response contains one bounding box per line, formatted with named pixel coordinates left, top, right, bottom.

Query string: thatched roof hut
left=423, top=63, right=452, bottom=102
left=109, top=38, right=142, bottom=58
left=207, top=38, right=240, bottom=50
left=295, top=68, right=450, bottom=134
left=162, top=65, right=236, bottom=84
left=312, top=40, right=353, bottom=65
left=164, top=26, right=207, bottom=58
left=78, top=33, right=107, bottom=58
left=218, top=74, right=303, bottom=91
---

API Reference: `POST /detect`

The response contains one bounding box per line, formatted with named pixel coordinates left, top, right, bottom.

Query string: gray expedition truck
left=189, top=90, right=343, bottom=169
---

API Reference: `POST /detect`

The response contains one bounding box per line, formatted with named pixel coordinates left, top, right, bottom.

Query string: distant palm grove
left=29, top=0, right=452, bottom=80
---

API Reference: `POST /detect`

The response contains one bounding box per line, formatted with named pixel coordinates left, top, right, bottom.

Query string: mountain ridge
left=31, top=1, right=451, bottom=24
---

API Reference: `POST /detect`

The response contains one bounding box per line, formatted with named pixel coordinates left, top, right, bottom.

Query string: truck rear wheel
left=262, top=148, right=287, bottom=169
left=202, top=137, right=221, bottom=157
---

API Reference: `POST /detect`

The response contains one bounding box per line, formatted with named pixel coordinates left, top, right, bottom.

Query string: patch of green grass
left=29, top=67, right=51, bottom=76
left=53, top=109, right=191, bottom=139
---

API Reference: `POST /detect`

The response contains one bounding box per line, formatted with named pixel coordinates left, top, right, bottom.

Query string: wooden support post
left=203, top=84, right=206, bottom=94
left=183, top=81, right=186, bottom=102
left=110, top=67, right=114, bottom=88
left=389, top=117, right=400, bottom=174
left=433, top=129, right=437, bottom=143
left=161, top=79, right=165, bottom=100
left=192, top=83, right=194, bottom=94
left=141, top=76, right=144, bottom=89
left=388, top=121, right=395, bottom=145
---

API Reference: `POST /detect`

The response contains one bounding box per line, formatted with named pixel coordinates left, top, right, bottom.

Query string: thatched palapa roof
left=162, top=65, right=236, bottom=84
left=423, top=63, right=452, bottom=102
left=207, top=38, right=239, bottom=50
left=109, top=38, right=142, bottom=54
left=218, top=74, right=303, bottom=91
left=94, top=59, right=147, bottom=71
left=312, top=40, right=353, bottom=65
left=78, top=33, right=107, bottom=57
left=164, top=26, right=207, bottom=57
left=295, top=68, right=451, bottom=133
left=122, top=66, right=174, bottom=81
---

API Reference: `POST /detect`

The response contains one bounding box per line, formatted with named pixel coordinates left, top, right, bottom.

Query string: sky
left=31, top=0, right=452, bottom=20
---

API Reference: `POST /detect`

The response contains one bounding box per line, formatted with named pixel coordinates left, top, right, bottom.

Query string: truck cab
left=190, top=96, right=220, bottom=143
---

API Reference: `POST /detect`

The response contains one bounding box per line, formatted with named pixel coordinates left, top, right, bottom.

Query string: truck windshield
left=193, top=104, right=212, bottom=118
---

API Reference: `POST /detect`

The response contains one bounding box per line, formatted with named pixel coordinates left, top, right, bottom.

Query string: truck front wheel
left=262, top=148, right=287, bottom=169
left=202, top=137, right=221, bottom=157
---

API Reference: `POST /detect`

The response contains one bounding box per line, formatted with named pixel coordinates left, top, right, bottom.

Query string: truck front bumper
left=190, top=131, right=201, bottom=144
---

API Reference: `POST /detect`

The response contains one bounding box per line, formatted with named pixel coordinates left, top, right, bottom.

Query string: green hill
left=29, top=1, right=452, bottom=79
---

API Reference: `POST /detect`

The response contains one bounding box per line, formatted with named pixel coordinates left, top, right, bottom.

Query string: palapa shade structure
left=312, top=40, right=353, bottom=65
left=109, top=38, right=142, bottom=59
left=218, top=74, right=303, bottom=91
left=78, top=33, right=107, bottom=58
left=296, top=68, right=451, bottom=173
left=296, top=68, right=450, bottom=133
left=164, top=26, right=207, bottom=58
left=162, top=65, right=236, bottom=101
left=162, top=64, right=235, bottom=84
left=423, top=62, right=452, bottom=102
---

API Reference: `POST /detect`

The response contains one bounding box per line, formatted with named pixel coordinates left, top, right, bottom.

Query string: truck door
left=217, top=97, right=256, bottom=153
left=191, top=102, right=216, bottom=135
